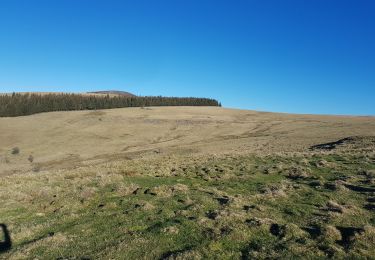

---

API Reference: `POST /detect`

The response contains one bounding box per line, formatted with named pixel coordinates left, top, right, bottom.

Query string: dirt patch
left=310, top=136, right=375, bottom=151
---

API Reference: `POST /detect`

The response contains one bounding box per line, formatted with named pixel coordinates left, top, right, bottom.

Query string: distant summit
left=88, top=90, right=136, bottom=97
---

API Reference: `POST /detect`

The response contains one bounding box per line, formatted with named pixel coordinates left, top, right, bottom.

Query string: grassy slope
left=1, top=152, right=375, bottom=259
left=1, top=107, right=374, bottom=176
left=1, top=107, right=375, bottom=259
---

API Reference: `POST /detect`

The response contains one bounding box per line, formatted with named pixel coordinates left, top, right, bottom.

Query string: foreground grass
left=1, top=152, right=375, bottom=259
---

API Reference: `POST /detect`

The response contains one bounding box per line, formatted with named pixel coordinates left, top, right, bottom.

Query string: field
left=1, top=107, right=375, bottom=259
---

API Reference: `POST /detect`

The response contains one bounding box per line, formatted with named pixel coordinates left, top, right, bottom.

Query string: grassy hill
left=1, top=107, right=375, bottom=258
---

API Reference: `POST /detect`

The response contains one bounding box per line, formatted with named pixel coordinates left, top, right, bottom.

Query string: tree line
left=0, top=93, right=221, bottom=117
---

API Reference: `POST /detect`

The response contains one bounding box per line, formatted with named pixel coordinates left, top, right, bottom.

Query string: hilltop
left=87, top=90, right=136, bottom=97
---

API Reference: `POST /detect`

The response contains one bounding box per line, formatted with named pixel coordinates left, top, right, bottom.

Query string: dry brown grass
left=1, top=106, right=374, bottom=176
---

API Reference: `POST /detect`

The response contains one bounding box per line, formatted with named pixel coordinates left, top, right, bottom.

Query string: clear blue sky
left=0, top=0, right=374, bottom=115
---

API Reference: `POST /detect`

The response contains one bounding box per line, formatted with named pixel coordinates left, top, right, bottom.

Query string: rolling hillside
left=1, top=106, right=374, bottom=176
left=1, top=107, right=375, bottom=259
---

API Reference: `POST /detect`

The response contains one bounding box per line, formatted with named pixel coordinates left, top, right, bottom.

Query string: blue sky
left=0, top=0, right=374, bottom=115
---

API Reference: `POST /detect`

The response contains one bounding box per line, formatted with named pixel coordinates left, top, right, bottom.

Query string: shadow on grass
left=0, top=224, right=12, bottom=253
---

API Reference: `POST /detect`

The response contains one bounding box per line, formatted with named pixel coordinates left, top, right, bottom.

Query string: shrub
left=11, top=147, right=20, bottom=155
